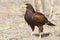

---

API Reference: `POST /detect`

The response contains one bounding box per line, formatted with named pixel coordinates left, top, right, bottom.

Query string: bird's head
left=21, top=3, right=35, bottom=13
left=25, top=3, right=33, bottom=8
left=21, top=3, right=33, bottom=9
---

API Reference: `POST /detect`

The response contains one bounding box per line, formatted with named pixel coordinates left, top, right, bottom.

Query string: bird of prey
left=23, top=3, right=55, bottom=33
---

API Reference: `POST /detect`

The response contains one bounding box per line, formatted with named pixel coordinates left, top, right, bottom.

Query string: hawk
left=24, top=3, right=55, bottom=33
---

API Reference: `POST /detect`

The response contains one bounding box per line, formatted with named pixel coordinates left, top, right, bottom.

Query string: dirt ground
left=0, top=0, right=60, bottom=40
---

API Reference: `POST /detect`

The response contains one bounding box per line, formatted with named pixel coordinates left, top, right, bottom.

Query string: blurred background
left=0, top=0, right=60, bottom=40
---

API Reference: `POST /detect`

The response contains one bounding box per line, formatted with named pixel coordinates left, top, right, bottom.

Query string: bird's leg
left=38, top=26, right=50, bottom=37
left=30, top=25, right=35, bottom=36
left=30, top=25, right=35, bottom=31
left=38, top=25, right=43, bottom=37
left=38, top=25, right=43, bottom=33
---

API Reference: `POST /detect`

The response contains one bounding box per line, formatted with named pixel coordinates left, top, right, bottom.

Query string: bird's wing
left=32, top=13, right=45, bottom=22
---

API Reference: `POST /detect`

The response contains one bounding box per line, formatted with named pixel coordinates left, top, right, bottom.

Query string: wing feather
left=32, top=13, right=45, bottom=22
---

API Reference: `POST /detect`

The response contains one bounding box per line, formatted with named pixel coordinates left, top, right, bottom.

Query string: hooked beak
left=20, top=4, right=27, bottom=8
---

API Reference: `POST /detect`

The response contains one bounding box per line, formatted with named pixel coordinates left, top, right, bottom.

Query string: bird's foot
left=31, top=32, right=34, bottom=36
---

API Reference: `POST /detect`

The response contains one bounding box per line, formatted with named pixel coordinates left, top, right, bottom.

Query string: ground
left=0, top=0, right=60, bottom=40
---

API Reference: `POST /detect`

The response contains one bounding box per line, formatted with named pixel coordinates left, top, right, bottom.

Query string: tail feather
left=47, top=21, right=55, bottom=26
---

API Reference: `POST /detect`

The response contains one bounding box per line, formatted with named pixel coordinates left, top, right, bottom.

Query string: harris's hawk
left=23, top=3, right=55, bottom=33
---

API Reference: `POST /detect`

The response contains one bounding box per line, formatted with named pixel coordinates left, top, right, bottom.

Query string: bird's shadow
left=41, top=33, right=50, bottom=38
left=32, top=33, right=50, bottom=38
left=32, top=34, right=40, bottom=37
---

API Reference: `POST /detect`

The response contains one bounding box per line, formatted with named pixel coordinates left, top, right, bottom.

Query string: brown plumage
left=24, top=3, right=55, bottom=33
